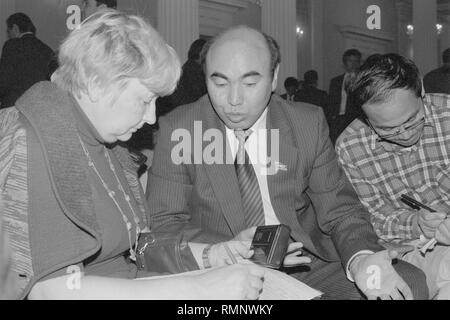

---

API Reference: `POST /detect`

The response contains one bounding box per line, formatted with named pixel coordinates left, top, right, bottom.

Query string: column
left=310, top=0, right=324, bottom=89
left=0, top=0, right=16, bottom=48
left=261, top=0, right=297, bottom=93
left=395, top=0, right=413, bottom=59
left=157, top=0, right=199, bottom=62
left=413, top=0, right=438, bottom=75
left=439, top=18, right=450, bottom=54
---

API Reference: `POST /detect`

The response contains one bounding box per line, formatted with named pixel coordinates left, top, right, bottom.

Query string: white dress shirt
left=225, top=108, right=280, bottom=226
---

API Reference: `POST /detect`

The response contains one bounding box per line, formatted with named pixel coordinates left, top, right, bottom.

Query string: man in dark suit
left=328, top=49, right=362, bottom=144
left=423, top=48, right=450, bottom=95
left=146, top=26, right=428, bottom=299
left=295, top=70, right=329, bottom=121
left=0, top=13, right=55, bottom=109
left=280, top=77, right=298, bottom=101
left=156, top=38, right=208, bottom=118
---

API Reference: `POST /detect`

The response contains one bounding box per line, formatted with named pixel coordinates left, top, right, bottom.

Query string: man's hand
left=351, top=250, right=413, bottom=300
left=209, top=227, right=311, bottom=267
left=414, top=209, right=446, bottom=239
left=435, top=218, right=450, bottom=246
left=283, top=242, right=312, bottom=266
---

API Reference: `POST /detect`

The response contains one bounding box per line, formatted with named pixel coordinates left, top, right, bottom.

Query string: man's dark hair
left=342, top=48, right=362, bottom=64
left=96, top=0, right=117, bottom=8
left=348, top=53, right=422, bottom=112
left=284, top=77, right=298, bottom=89
left=443, top=48, right=450, bottom=64
left=304, top=70, right=318, bottom=85
left=188, top=38, right=207, bottom=61
left=200, top=26, right=281, bottom=78
left=6, top=13, right=36, bottom=34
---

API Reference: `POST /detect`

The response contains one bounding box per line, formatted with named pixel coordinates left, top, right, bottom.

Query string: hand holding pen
left=401, top=194, right=448, bottom=253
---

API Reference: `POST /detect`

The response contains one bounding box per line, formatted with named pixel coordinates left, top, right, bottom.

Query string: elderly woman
left=0, top=9, right=264, bottom=299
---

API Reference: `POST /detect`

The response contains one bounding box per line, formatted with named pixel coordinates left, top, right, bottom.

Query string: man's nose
left=228, top=84, right=243, bottom=107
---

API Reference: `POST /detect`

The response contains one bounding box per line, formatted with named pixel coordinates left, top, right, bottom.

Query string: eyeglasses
left=368, top=108, right=425, bottom=140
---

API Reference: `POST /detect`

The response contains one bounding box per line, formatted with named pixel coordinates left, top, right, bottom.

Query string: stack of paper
left=136, top=265, right=322, bottom=300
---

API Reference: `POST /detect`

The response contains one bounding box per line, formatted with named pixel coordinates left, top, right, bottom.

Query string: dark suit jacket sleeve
left=306, top=108, right=383, bottom=267
left=0, top=41, right=15, bottom=101
left=328, top=77, right=342, bottom=119
left=146, top=116, right=230, bottom=271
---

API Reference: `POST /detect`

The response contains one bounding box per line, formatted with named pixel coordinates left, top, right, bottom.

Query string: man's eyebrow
left=210, top=72, right=228, bottom=80
left=241, top=71, right=262, bottom=79
left=209, top=71, right=262, bottom=80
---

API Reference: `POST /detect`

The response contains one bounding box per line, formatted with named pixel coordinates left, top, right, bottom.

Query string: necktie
left=234, top=129, right=265, bottom=227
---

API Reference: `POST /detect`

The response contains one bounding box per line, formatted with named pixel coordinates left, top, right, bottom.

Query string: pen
left=400, top=194, right=436, bottom=212
left=400, top=198, right=421, bottom=211
left=400, top=194, right=438, bottom=254
left=223, top=242, right=238, bottom=264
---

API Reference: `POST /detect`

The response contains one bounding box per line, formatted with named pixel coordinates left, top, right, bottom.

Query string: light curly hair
left=52, top=9, right=181, bottom=98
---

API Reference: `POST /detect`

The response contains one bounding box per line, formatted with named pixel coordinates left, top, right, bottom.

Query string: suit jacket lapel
left=200, top=97, right=246, bottom=235
left=266, top=96, right=316, bottom=251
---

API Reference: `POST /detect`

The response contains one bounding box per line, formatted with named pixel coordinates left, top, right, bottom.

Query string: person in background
left=146, top=25, right=429, bottom=300
left=0, top=13, right=55, bottom=109
left=280, top=77, right=298, bottom=101
left=336, top=53, right=450, bottom=299
left=328, top=49, right=362, bottom=144
left=423, top=48, right=450, bottom=95
left=295, top=70, right=329, bottom=122
left=128, top=38, right=208, bottom=169
left=81, top=0, right=117, bottom=20
left=0, top=9, right=264, bottom=300
left=156, top=38, right=208, bottom=118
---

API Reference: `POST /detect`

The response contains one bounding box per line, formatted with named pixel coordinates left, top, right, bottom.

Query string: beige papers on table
left=136, top=265, right=322, bottom=300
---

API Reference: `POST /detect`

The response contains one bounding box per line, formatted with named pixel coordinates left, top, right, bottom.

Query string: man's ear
left=420, top=79, right=426, bottom=98
left=272, top=64, right=280, bottom=92
left=10, top=24, right=20, bottom=38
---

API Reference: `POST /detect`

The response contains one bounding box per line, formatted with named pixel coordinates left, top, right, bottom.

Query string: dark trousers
left=283, top=253, right=429, bottom=300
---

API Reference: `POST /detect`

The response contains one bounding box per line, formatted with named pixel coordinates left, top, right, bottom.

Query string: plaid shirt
left=336, top=94, right=450, bottom=241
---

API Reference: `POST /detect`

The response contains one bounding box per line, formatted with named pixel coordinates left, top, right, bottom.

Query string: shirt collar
left=422, top=96, right=436, bottom=129
left=19, top=32, right=34, bottom=38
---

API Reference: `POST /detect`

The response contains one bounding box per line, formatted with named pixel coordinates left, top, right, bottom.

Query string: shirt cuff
left=346, top=250, right=375, bottom=282
left=187, top=243, right=206, bottom=269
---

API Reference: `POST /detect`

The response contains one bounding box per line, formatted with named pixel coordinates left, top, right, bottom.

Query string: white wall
left=118, top=0, right=158, bottom=27
left=321, top=0, right=398, bottom=90
left=0, top=0, right=16, bottom=49
left=232, top=3, right=261, bottom=29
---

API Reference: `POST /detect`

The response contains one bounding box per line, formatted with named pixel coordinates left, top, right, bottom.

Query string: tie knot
left=234, top=129, right=252, bottom=144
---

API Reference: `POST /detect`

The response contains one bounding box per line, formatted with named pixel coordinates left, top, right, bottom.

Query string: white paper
left=136, top=265, right=322, bottom=300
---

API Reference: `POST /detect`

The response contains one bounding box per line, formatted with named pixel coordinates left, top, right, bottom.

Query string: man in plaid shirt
left=336, top=53, right=450, bottom=299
